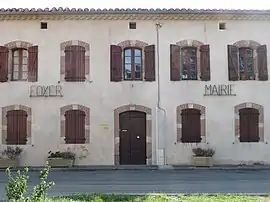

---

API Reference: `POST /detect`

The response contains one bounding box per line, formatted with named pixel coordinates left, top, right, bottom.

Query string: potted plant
left=47, top=150, right=75, bottom=168
left=191, top=147, right=215, bottom=167
left=0, top=146, right=23, bottom=168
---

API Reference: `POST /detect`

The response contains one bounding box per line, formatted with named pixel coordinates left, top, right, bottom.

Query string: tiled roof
left=1, top=8, right=270, bottom=14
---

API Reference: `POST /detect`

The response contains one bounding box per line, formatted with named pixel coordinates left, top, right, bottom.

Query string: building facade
left=0, top=8, right=270, bottom=166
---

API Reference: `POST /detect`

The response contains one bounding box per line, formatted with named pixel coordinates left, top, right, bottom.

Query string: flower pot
left=47, top=158, right=74, bottom=168
left=192, top=156, right=213, bottom=167
left=0, top=159, right=17, bottom=168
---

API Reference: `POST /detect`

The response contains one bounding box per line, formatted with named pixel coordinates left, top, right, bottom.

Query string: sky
left=1, top=0, right=270, bottom=10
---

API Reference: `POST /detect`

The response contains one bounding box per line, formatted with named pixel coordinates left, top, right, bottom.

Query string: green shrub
left=5, top=161, right=55, bottom=201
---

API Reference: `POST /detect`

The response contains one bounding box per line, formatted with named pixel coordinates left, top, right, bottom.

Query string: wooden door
left=119, top=111, right=146, bottom=165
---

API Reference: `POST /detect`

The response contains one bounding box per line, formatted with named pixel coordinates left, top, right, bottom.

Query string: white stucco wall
left=0, top=19, right=269, bottom=166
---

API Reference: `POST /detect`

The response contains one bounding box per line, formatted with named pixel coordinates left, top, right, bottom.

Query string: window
left=170, top=43, right=210, bottom=81
left=0, top=44, right=38, bottom=82
left=239, top=108, right=259, bottom=142
left=181, top=109, right=201, bottom=143
left=228, top=43, right=268, bottom=81
left=129, top=22, right=136, bottom=29
left=124, top=48, right=142, bottom=80
left=6, top=110, right=27, bottom=145
left=219, top=22, right=226, bottom=30
left=65, top=110, right=86, bottom=144
left=110, top=44, right=155, bottom=82
left=239, top=48, right=255, bottom=80
left=64, top=45, right=86, bottom=82
left=40, top=22, right=48, bottom=29
left=11, top=49, right=28, bottom=81
left=181, top=47, right=197, bottom=80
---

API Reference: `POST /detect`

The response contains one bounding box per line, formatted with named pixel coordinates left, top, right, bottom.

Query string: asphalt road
left=0, top=169, right=269, bottom=199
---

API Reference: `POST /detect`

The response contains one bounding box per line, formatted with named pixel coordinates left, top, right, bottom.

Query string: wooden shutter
left=144, top=45, right=155, bottom=81
left=65, top=110, right=76, bottom=144
left=74, top=46, right=85, bottom=81
left=200, top=44, right=210, bottom=81
left=76, top=110, right=86, bottom=144
left=257, top=45, right=268, bottom=81
left=28, top=45, right=38, bottom=82
left=181, top=109, right=201, bottom=143
left=170, top=44, right=181, bottom=81
left=0, top=46, right=9, bottom=82
left=110, top=45, right=122, bottom=82
left=228, top=45, right=239, bottom=81
left=65, top=45, right=85, bottom=82
left=239, top=108, right=259, bottom=142
left=6, top=110, right=27, bottom=145
left=65, top=46, right=74, bottom=81
left=65, top=110, right=86, bottom=144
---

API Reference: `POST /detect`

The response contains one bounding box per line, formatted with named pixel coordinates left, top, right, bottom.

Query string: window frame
left=123, top=47, right=143, bottom=81
left=238, top=47, right=255, bottom=80
left=11, top=48, right=28, bottom=81
left=181, top=47, right=198, bottom=80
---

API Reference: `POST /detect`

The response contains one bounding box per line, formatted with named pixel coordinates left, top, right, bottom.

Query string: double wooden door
left=119, top=111, right=146, bottom=165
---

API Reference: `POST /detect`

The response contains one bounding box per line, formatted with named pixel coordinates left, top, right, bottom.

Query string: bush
left=5, top=161, right=55, bottom=201
left=48, top=151, right=75, bottom=160
left=2, top=146, right=23, bottom=160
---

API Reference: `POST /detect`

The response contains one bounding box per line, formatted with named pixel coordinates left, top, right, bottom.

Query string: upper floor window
left=170, top=43, right=210, bottom=81
left=228, top=43, right=268, bottom=81
left=110, top=43, right=155, bottom=82
left=124, top=48, right=142, bottom=80
left=181, top=47, right=197, bottom=80
left=64, top=45, right=86, bottom=82
left=11, top=49, right=28, bottom=81
left=0, top=44, right=38, bottom=83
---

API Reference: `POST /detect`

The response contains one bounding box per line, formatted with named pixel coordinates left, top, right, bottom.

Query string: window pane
left=12, top=71, right=19, bottom=80
left=135, top=56, right=141, bottom=64
left=124, top=64, right=132, bottom=79
left=22, top=71, right=28, bottom=80
left=124, top=49, right=131, bottom=57
left=135, top=71, right=141, bottom=79
left=246, top=49, right=253, bottom=72
left=13, top=56, right=19, bottom=64
left=13, top=50, right=19, bottom=57
left=23, top=56, right=28, bottom=65
left=134, top=49, right=141, bottom=57
left=22, top=64, right=28, bottom=71
left=135, top=63, right=141, bottom=72
left=22, top=50, right=28, bottom=57
left=239, top=55, right=244, bottom=72
left=125, top=56, right=131, bottom=64
left=13, top=64, right=19, bottom=71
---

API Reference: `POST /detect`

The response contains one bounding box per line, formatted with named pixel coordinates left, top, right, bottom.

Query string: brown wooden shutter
left=65, top=45, right=85, bottom=82
left=65, top=110, right=76, bottom=144
left=28, top=45, right=38, bottom=82
left=76, top=110, right=86, bottom=144
left=110, top=45, right=122, bottom=82
left=144, top=45, right=155, bottom=81
left=65, top=46, right=73, bottom=81
left=6, top=110, right=27, bottom=145
left=170, top=44, right=181, bottom=81
left=0, top=46, right=9, bottom=82
left=74, top=46, right=85, bottom=82
left=181, top=109, right=201, bottom=143
left=200, top=44, right=210, bottom=81
left=257, top=45, right=268, bottom=81
left=239, top=108, right=259, bottom=142
left=228, top=45, right=239, bottom=81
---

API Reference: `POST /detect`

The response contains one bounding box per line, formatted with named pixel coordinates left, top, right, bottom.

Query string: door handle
left=121, top=129, right=128, bottom=132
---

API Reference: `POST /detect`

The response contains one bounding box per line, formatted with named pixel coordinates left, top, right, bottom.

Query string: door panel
left=119, top=111, right=146, bottom=165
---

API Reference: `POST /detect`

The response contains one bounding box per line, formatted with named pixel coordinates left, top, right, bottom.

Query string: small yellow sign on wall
left=100, top=123, right=109, bottom=130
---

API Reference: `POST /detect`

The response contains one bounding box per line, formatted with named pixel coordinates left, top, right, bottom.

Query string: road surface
left=0, top=169, right=269, bottom=199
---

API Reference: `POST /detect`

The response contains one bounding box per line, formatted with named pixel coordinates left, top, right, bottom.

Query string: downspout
left=155, top=22, right=167, bottom=165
